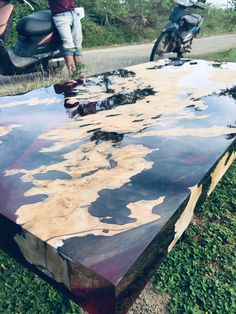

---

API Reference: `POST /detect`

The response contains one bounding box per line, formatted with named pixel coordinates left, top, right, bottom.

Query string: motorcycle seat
left=181, top=14, right=202, bottom=26
left=16, top=10, right=56, bottom=37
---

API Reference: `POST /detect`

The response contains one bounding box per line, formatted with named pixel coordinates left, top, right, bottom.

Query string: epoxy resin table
left=0, top=59, right=235, bottom=314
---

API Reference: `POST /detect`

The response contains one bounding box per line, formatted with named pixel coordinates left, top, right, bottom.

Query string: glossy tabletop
left=0, top=59, right=236, bottom=314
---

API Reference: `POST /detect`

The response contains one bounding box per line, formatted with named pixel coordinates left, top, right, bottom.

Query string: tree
left=228, top=0, right=236, bottom=10
left=225, top=0, right=236, bottom=30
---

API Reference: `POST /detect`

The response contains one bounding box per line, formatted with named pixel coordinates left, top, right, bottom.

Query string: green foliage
left=82, top=17, right=126, bottom=47
left=196, top=5, right=236, bottom=36
left=224, top=2, right=236, bottom=31
left=152, top=159, right=236, bottom=314
left=71, top=62, right=86, bottom=79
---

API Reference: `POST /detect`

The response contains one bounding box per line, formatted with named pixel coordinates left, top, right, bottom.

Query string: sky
left=207, top=0, right=229, bottom=7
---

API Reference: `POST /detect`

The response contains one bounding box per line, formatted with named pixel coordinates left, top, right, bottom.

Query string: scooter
left=0, top=0, right=84, bottom=76
left=150, top=0, right=206, bottom=61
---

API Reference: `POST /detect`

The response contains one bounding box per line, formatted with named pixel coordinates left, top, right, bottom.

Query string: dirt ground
left=81, top=282, right=171, bottom=314
left=128, top=282, right=171, bottom=314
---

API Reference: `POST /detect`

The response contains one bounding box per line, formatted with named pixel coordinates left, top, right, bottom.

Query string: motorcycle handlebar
left=193, top=4, right=205, bottom=10
left=18, top=0, right=40, bottom=9
left=26, top=0, right=40, bottom=6
left=31, top=0, right=39, bottom=5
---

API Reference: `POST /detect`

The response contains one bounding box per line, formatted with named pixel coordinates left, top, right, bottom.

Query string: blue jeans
left=53, top=11, right=82, bottom=57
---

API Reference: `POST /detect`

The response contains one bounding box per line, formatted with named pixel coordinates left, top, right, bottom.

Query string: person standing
left=48, top=0, right=83, bottom=78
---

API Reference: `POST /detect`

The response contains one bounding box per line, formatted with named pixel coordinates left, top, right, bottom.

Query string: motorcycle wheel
left=150, top=32, right=172, bottom=61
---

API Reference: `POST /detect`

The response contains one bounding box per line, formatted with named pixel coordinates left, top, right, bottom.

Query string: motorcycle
left=0, top=0, right=84, bottom=76
left=150, top=0, right=206, bottom=61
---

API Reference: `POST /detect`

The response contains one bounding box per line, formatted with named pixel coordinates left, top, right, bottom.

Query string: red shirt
left=48, top=0, right=75, bottom=15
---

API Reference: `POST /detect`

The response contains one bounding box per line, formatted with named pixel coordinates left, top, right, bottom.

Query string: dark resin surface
left=0, top=60, right=235, bottom=314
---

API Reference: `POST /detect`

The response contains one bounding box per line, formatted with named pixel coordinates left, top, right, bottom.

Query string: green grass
left=193, top=48, right=236, bottom=63
left=0, top=50, right=235, bottom=313
left=0, top=255, right=82, bottom=313
left=0, top=249, right=82, bottom=313
left=152, top=161, right=236, bottom=314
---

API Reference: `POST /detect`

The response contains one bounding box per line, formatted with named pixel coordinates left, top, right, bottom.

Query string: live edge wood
left=0, top=59, right=235, bottom=313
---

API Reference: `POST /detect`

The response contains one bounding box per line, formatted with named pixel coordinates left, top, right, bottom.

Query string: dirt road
left=83, top=33, right=236, bottom=76
left=0, top=33, right=236, bottom=86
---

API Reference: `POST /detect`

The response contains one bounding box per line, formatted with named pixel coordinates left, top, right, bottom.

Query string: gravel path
left=128, top=283, right=171, bottom=314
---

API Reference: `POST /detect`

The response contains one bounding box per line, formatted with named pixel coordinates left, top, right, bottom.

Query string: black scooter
left=150, top=0, right=206, bottom=61
left=0, top=0, right=84, bottom=76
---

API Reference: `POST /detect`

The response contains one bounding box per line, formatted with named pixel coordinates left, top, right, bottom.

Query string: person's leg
left=74, top=55, right=82, bottom=70
left=72, top=12, right=83, bottom=74
left=64, top=55, right=74, bottom=77
left=53, top=12, right=75, bottom=77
